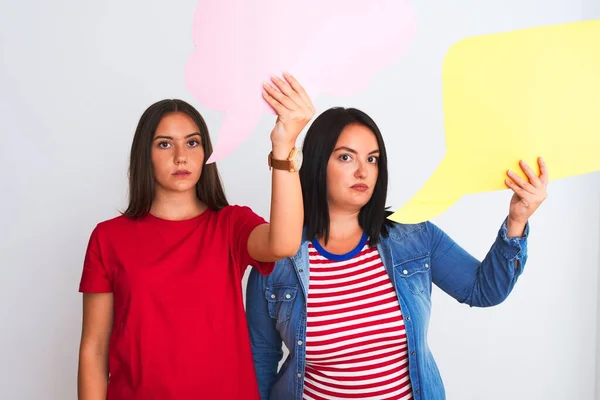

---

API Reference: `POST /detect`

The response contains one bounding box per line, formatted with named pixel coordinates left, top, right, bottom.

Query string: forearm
left=432, top=219, right=528, bottom=307
left=247, top=269, right=284, bottom=399
left=78, top=350, right=108, bottom=400
left=465, top=220, right=528, bottom=306
left=467, top=251, right=523, bottom=307
left=252, top=346, right=282, bottom=400
left=268, top=141, right=303, bottom=257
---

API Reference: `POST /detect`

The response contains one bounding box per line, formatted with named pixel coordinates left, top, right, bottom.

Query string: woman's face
left=326, top=123, right=380, bottom=212
left=151, top=112, right=205, bottom=195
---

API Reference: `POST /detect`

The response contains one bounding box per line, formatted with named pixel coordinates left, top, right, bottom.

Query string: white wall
left=585, top=2, right=600, bottom=398
left=1, top=0, right=598, bottom=399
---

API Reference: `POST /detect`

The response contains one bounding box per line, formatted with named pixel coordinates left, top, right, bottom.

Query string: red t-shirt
left=79, top=205, right=274, bottom=400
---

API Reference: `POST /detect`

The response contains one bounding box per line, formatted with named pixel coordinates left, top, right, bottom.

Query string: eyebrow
left=153, top=132, right=202, bottom=141
left=333, top=146, right=380, bottom=155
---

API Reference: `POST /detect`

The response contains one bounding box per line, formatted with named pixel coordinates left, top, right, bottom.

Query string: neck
left=150, top=188, right=206, bottom=221
left=325, top=205, right=363, bottom=242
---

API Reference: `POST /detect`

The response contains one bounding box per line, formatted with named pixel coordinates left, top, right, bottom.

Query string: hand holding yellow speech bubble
left=389, top=20, right=600, bottom=224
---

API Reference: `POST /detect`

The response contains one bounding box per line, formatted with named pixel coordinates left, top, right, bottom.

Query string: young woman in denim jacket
left=246, top=107, right=548, bottom=400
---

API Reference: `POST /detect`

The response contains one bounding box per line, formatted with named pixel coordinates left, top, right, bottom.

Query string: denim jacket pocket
left=266, top=285, right=298, bottom=323
left=396, top=254, right=431, bottom=295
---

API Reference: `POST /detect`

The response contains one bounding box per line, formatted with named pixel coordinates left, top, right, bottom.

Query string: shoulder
left=385, top=220, right=431, bottom=243
left=94, top=215, right=133, bottom=236
left=83, top=215, right=133, bottom=252
left=217, top=204, right=267, bottom=226
left=216, top=204, right=256, bottom=217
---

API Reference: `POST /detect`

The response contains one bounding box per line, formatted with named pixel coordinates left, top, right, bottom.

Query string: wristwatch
left=268, top=148, right=303, bottom=172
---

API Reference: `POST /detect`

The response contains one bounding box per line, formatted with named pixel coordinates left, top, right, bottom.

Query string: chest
left=106, top=226, right=234, bottom=299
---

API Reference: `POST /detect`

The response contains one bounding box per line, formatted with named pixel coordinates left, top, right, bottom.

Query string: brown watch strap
left=270, top=157, right=292, bottom=170
left=269, top=151, right=293, bottom=170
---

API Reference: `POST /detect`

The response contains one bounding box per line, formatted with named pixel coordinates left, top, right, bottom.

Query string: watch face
left=293, top=149, right=303, bottom=170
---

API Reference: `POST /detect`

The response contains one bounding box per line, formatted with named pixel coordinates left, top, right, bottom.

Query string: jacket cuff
left=496, top=217, right=529, bottom=261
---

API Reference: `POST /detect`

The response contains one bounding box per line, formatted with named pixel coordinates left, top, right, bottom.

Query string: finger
left=262, top=88, right=286, bottom=115
left=519, top=160, right=542, bottom=187
left=263, top=82, right=295, bottom=111
left=283, top=72, right=315, bottom=111
left=538, top=156, right=549, bottom=185
left=270, top=75, right=304, bottom=109
left=506, top=179, right=534, bottom=206
left=505, top=178, right=527, bottom=197
left=507, top=169, right=536, bottom=194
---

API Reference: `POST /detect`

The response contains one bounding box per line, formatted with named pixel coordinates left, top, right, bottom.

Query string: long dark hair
left=300, top=107, right=393, bottom=246
left=123, top=99, right=228, bottom=218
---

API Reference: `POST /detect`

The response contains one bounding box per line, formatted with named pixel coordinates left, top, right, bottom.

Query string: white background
left=1, top=0, right=599, bottom=399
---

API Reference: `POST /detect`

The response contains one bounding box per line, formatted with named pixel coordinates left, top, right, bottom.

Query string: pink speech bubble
left=185, top=0, right=417, bottom=163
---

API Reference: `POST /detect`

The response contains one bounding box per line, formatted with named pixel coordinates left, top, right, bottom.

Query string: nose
left=355, top=160, right=368, bottom=179
left=174, top=145, right=187, bottom=165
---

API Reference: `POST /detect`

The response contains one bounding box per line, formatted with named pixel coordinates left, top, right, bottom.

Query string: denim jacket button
left=424, top=263, right=429, bottom=269
left=406, top=316, right=411, bottom=321
left=403, top=269, right=408, bottom=275
left=298, top=340, right=303, bottom=346
left=286, top=294, right=291, bottom=299
left=271, top=294, right=276, bottom=299
left=297, top=373, right=302, bottom=378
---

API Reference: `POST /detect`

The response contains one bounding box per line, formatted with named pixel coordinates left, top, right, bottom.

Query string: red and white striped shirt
left=303, top=238, right=413, bottom=400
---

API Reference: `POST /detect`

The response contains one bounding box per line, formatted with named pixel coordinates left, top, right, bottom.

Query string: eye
left=367, top=156, right=379, bottom=164
left=187, top=139, right=200, bottom=147
left=157, top=141, right=172, bottom=149
left=339, top=154, right=352, bottom=162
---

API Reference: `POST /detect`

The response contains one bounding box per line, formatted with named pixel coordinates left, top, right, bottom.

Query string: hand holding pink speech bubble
left=185, top=0, right=416, bottom=163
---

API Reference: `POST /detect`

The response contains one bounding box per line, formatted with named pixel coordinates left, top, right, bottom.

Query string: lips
left=351, top=184, right=368, bottom=192
left=173, top=170, right=191, bottom=176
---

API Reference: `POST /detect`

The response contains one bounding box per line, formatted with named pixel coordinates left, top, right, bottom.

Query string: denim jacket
left=246, top=219, right=528, bottom=400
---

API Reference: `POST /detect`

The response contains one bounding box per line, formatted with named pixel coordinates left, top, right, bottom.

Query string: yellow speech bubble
left=389, top=20, right=600, bottom=224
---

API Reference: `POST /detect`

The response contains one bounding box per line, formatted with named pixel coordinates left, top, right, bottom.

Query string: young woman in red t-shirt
left=77, top=74, right=314, bottom=399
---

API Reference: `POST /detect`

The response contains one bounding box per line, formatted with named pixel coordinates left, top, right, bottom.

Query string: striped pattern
left=303, top=241, right=413, bottom=400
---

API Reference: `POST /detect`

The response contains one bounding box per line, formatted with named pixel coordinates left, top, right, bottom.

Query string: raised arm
left=248, top=73, right=315, bottom=262
left=431, top=158, right=548, bottom=306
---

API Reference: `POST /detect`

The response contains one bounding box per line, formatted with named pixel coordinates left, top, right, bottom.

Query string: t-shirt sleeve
left=229, top=206, right=275, bottom=276
left=79, top=226, right=113, bottom=293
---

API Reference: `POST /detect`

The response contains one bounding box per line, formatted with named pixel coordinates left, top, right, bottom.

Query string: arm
left=429, top=219, right=528, bottom=307
left=78, top=226, right=115, bottom=399
left=246, top=268, right=284, bottom=399
left=248, top=73, right=315, bottom=262
left=431, top=157, right=548, bottom=307
left=78, top=293, right=113, bottom=400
